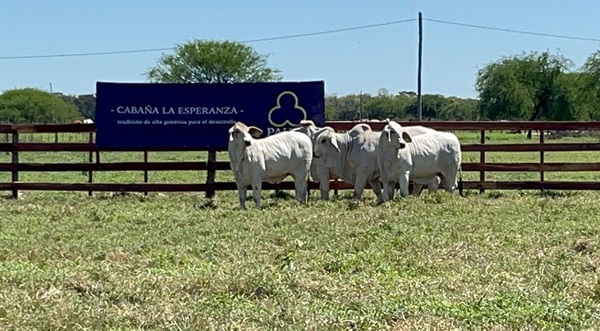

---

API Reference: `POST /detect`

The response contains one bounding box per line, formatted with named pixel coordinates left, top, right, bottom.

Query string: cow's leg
left=399, top=171, right=410, bottom=198
left=388, top=181, right=396, bottom=201
left=251, top=182, right=262, bottom=209
left=352, top=172, right=369, bottom=201
left=236, top=184, right=247, bottom=210
left=293, top=173, right=308, bottom=204
left=442, top=170, right=458, bottom=194
left=413, top=183, right=424, bottom=197
left=370, top=180, right=384, bottom=203
left=318, top=180, right=330, bottom=201
left=382, top=180, right=395, bottom=202
left=429, top=176, right=440, bottom=193
left=316, top=168, right=330, bottom=201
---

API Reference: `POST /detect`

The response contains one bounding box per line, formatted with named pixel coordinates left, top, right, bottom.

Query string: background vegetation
left=3, top=40, right=600, bottom=329
left=2, top=41, right=600, bottom=124
left=1, top=132, right=600, bottom=329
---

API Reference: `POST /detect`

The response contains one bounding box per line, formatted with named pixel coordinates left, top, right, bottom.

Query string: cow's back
left=408, top=131, right=461, bottom=178
left=253, top=131, right=312, bottom=178
left=348, top=130, right=381, bottom=180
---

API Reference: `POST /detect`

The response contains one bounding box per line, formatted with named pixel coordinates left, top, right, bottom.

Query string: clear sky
left=1, top=0, right=599, bottom=99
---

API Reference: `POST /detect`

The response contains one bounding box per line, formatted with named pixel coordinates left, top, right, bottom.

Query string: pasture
left=1, top=131, right=600, bottom=329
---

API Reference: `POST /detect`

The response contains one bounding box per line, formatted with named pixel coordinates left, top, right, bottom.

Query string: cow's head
left=228, top=122, right=263, bottom=147
left=313, top=127, right=339, bottom=159
left=383, top=121, right=412, bottom=150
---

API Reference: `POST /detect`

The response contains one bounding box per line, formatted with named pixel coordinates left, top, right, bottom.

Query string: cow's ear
left=402, top=131, right=413, bottom=143
left=330, top=136, right=340, bottom=152
left=299, top=120, right=314, bottom=127
left=383, top=127, right=392, bottom=142
left=248, top=126, right=263, bottom=138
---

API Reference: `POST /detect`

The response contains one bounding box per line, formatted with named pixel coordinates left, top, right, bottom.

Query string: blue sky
left=1, top=0, right=599, bottom=99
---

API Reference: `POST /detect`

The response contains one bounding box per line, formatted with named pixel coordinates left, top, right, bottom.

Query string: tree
left=0, top=88, right=81, bottom=123
left=582, top=49, right=600, bottom=95
left=145, top=39, right=282, bottom=83
left=57, top=93, right=96, bottom=119
left=326, top=93, right=367, bottom=120
left=325, top=91, right=479, bottom=121
left=439, top=97, right=479, bottom=120
left=475, top=51, right=575, bottom=122
left=364, top=93, right=410, bottom=120
left=579, top=50, right=600, bottom=119
left=404, top=94, right=449, bottom=120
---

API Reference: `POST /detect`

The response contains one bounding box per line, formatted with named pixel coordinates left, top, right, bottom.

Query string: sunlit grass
left=0, top=131, right=600, bottom=329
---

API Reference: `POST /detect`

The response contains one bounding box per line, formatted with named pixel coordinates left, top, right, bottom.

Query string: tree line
left=325, top=89, right=479, bottom=121
left=0, top=88, right=95, bottom=124
left=1, top=39, right=600, bottom=123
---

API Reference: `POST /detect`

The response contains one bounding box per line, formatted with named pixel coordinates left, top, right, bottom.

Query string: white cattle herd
left=228, top=120, right=463, bottom=210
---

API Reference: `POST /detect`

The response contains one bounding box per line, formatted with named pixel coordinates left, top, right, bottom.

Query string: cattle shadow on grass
left=228, top=190, right=299, bottom=210
left=0, top=194, right=17, bottom=200
left=539, top=190, right=578, bottom=199
left=268, top=190, right=295, bottom=200
left=196, top=198, right=217, bottom=210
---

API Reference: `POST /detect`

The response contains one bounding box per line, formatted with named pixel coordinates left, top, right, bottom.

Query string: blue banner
left=95, top=81, right=325, bottom=149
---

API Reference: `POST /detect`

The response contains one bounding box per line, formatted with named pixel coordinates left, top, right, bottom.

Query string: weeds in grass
left=1, top=133, right=600, bottom=329
left=1, top=189, right=600, bottom=329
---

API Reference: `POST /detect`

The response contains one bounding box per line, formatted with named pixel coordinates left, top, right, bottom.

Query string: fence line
left=2, top=121, right=600, bottom=199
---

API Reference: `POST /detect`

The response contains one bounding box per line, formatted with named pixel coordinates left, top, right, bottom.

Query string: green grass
left=1, top=132, right=600, bottom=329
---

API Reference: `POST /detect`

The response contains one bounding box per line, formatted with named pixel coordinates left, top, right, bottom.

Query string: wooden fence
left=2, top=121, right=600, bottom=199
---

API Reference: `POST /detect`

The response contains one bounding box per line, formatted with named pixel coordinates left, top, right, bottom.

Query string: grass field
left=1, top=131, right=600, bottom=329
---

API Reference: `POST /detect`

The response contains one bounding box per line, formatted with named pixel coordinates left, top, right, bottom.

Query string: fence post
left=540, top=129, right=545, bottom=195
left=88, top=131, right=94, bottom=197
left=479, top=129, right=486, bottom=194
left=11, top=130, right=19, bottom=199
left=143, top=150, right=149, bottom=196
left=4, top=132, right=8, bottom=155
left=205, top=149, right=216, bottom=199
left=95, top=148, right=100, bottom=197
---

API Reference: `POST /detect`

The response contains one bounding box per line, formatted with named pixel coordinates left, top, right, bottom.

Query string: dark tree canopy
left=58, top=93, right=96, bottom=119
left=145, top=39, right=282, bottom=83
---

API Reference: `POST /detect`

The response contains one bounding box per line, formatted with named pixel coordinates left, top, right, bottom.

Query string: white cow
left=382, top=123, right=441, bottom=196
left=227, top=121, right=313, bottom=210
left=377, top=120, right=462, bottom=202
left=299, top=120, right=442, bottom=201
left=82, top=118, right=94, bottom=124
left=372, top=122, right=442, bottom=196
left=291, top=120, right=337, bottom=196
left=312, top=123, right=384, bottom=202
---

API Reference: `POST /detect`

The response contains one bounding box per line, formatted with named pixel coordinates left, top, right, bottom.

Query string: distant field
left=1, top=132, right=600, bottom=329
left=2, top=130, right=600, bottom=185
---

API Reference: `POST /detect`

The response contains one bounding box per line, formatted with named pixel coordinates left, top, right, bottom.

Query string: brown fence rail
left=2, top=121, right=600, bottom=198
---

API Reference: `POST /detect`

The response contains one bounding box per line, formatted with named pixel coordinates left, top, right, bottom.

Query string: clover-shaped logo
left=268, top=91, right=307, bottom=127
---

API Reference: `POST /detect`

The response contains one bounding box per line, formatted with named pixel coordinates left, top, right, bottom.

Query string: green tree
left=363, top=92, right=411, bottom=120
left=325, top=90, right=481, bottom=121
left=325, top=94, right=339, bottom=120
left=0, top=88, right=81, bottom=124
left=475, top=51, right=575, bottom=121
left=439, top=97, right=479, bottom=120
left=579, top=50, right=600, bottom=119
left=145, top=39, right=282, bottom=83
left=57, top=93, right=96, bottom=119
left=582, top=49, right=600, bottom=95
left=404, top=94, right=450, bottom=120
